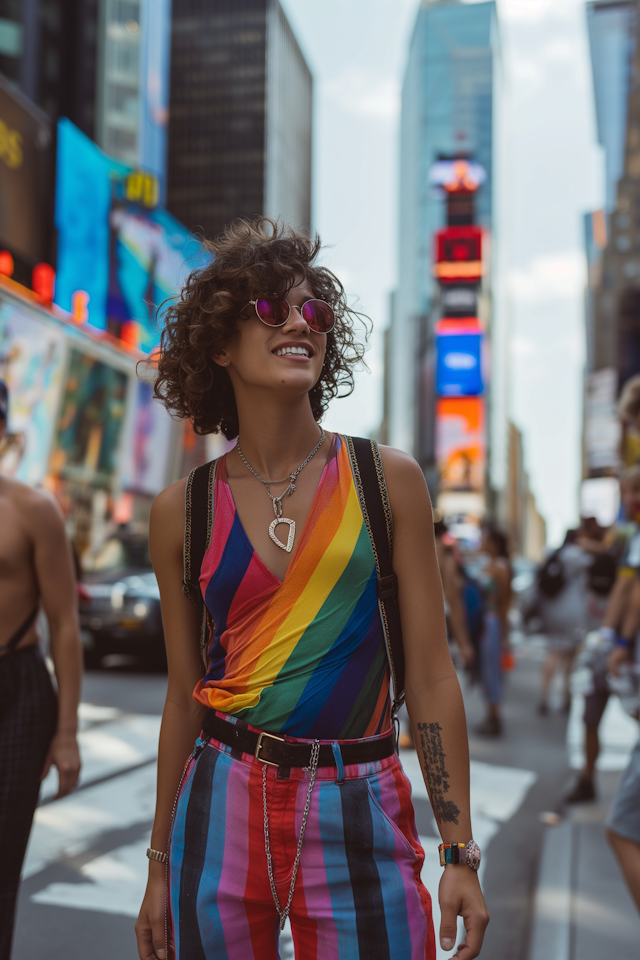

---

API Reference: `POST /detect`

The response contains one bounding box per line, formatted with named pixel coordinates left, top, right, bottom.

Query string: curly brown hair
left=153, top=218, right=370, bottom=439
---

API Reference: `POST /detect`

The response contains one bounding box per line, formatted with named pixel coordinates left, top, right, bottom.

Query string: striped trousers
left=169, top=726, right=436, bottom=959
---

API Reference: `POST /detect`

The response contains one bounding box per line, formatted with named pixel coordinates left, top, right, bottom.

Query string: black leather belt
left=202, top=711, right=396, bottom=768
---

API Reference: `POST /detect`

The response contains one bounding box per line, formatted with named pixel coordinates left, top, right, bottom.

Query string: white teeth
left=275, top=346, right=310, bottom=357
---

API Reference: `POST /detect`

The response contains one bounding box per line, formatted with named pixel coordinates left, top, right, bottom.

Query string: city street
left=13, top=638, right=639, bottom=960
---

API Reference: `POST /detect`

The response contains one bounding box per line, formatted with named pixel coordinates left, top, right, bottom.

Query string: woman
left=135, top=220, right=488, bottom=960
left=475, top=528, right=512, bottom=738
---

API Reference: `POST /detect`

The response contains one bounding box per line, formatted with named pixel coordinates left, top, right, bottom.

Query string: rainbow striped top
left=193, top=434, right=391, bottom=739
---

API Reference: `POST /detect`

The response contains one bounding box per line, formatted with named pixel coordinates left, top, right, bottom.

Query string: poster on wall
left=0, top=298, right=66, bottom=483
left=50, top=347, right=128, bottom=488
left=119, top=379, right=173, bottom=495
left=436, top=397, right=485, bottom=492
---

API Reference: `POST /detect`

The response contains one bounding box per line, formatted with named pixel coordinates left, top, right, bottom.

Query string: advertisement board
left=434, top=227, right=483, bottom=282
left=50, top=347, right=128, bottom=488
left=0, top=297, right=66, bottom=483
left=119, top=379, right=173, bottom=495
left=0, top=74, right=53, bottom=268
left=54, top=118, right=201, bottom=352
left=436, top=397, right=485, bottom=492
left=441, top=284, right=478, bottom=317
left=436, top=333, right=484, bottom=397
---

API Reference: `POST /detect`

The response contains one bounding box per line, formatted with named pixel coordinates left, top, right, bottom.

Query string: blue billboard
left=436, top=332, right=484, bottom=397
left=54, top=118, right=201, bottom=353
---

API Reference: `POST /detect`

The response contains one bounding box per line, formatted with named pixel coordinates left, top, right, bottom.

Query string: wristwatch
left=439, top=840, right=481, bottom=871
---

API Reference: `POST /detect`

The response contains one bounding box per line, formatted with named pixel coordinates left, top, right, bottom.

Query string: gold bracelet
left=146, top=847, right=168, bottom=864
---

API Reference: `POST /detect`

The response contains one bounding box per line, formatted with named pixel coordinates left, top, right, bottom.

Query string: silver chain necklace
left=263, top=740, right=321, bottom=929
left=235, top=429, right=325, bottom=553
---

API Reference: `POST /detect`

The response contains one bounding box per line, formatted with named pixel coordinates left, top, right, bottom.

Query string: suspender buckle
left=377, top=574, right=398, bottom=601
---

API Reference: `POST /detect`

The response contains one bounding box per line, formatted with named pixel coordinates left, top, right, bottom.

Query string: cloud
left=499, top=0, right=579, bottom=25
left=508, top=250, right=587, bottom=304
left=323, top=69, right=400, bottom=121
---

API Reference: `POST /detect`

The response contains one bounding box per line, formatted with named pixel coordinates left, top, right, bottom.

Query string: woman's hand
left=439, top=865, right=489, bottom=958
left=41, top=731, right=81, bottom=798
left=136, top=863, right=170, bottom=960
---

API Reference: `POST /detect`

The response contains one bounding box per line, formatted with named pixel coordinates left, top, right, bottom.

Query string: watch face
left=466, top=840, right=481, bottom=872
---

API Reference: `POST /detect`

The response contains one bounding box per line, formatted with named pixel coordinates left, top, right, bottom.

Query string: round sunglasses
left=248, top=297, right=335, bottom=334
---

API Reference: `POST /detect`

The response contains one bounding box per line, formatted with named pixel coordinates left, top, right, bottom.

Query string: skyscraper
left=584, top=2, right=640, bottom=478
left=0, top=0, right=171, bottom=189
left=389, top=0, right=501, bottom=517
left=167, top=0, right=313, bottom=241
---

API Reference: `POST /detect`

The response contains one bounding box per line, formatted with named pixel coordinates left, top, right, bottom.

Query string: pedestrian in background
left=0, top=380, right=82, bottom=958
left=536, top=527, right=597, bottom=716
left=565, top=466, right=640, bottom=803
left=135, top=220, right=488, bottom=960
left=475, top=527, right=512, bottom=737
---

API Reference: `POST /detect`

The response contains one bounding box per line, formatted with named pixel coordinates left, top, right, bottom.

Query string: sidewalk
left=530, top=758, right=640, bottom=959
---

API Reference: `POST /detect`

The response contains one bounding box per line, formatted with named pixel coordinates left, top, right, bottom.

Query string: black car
left=79, top=533, right=166, bottom=668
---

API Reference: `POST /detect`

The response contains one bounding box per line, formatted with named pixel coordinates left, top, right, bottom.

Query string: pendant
left=269, top=517, right=296, bottom=553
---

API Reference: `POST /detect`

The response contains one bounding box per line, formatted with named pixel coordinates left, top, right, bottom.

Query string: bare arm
left=381, top=447, right=488, bottom=960
left=441, top=552, right=473, bottom=663
left=136, top=479, right=207, bottom=960
left=603, top=573, right=635, bottom=630
left=29, top=492, right=82, bottom=797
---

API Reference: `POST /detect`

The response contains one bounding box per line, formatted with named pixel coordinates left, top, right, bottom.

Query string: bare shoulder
left=149, top=477, right=188, bottom=564
left=378, top=444, right=430, bottom=502
left=2, top=476, right=64, bottom=528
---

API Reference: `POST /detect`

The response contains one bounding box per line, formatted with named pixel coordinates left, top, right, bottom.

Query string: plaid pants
left=0, top=646, right=56, bottom=960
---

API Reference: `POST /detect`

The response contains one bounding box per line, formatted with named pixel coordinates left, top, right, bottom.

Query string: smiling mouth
left=273, top=345, right=312, bottom=358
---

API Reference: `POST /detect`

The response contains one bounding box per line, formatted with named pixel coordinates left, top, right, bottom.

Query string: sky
left=279, top=0, right=603, bottom=546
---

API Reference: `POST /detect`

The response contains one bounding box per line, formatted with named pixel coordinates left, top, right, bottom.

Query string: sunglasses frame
left=248, top=297, right=335, bottom=334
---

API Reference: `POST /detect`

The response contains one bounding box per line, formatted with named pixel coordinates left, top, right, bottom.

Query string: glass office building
left=390, top=0, right=500, bottom=502
left=167, top=0, right=313, bottom=241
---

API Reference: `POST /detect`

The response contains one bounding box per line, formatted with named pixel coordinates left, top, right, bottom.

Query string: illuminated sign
left=429, top=159, right=486, bottom=194
left=436, top=333, right=483, bottom=397
left=436, top=318, right=482, bottom=335
left=441, top=284, right=478, bottom=317
left=55, top=118, right=202, bottom=353
left=436, top=397, right=485, bottom=492
left=434, top=227, right=483, bottom=282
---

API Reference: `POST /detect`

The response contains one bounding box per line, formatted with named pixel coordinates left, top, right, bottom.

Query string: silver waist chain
left=262, top=739, right=321, bottom=930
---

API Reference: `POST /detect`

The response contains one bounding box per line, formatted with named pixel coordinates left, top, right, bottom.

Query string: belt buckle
left=255, top=731, right=286, bottom=767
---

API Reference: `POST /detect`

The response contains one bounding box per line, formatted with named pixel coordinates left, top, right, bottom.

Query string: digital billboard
left=436, top=397, right=485, bottom=492
left=429, top=159, right=486, bottom=194
left=436, top=333, right=484, bottom=397
left=119, top=379, right=173, bottom=496
left=54, top=118, right=202, bottom=353
left=0, top=298, right=66, bottom=483
left=434, top=227, right=483, bottom=282
left=50, top=347, right=128, bottom=488
left=441, top=284, right=478, bottom=317
left=0, top=74, right=54, bottom=272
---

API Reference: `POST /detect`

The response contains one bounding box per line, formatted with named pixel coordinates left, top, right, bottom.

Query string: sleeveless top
left=193, top=434, right=392, bottom=739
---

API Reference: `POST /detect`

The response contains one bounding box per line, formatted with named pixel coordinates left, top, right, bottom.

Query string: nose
left=282, top=303, right=310, bottom=332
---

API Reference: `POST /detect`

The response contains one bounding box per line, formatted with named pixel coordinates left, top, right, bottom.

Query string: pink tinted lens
left=301, top=299, right=335, bottom=333
left=255, top=298, right=290, bottom=326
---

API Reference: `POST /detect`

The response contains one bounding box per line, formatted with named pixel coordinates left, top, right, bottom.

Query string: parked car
left=79, top=530, right=166, bottom=668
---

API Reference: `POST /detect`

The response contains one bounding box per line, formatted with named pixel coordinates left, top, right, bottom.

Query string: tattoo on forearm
left=417, top=721, right=460, bottom=825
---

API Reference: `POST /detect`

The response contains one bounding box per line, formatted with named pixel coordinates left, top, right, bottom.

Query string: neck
left=234, top=390, right=325, bottom=479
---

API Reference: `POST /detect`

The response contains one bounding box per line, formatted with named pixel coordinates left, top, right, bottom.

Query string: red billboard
left=433, top=226, right=483, bottom=282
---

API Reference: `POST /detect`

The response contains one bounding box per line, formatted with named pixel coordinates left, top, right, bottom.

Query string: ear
left=213, top=354, right=230, bottom=368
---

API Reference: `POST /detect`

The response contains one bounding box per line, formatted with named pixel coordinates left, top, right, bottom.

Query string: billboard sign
left=429, top=159, right=486, bottom=194
left=434, top=227, right=483, bottom=282
left=119, top=379, right=173, bottom=495
left=441, top=284, right=478, bottom=317
left=0, top=74, right=53, bottom=266
left=436, top=333, right=484, bottom=397
left=0, top=297, right=66, bottom=482
left=436, top=397, right=485, bottom=492
left=54, top=118, right=202, bottom=353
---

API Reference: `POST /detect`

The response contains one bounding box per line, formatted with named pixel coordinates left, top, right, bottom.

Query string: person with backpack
left=134, top=220, right=488, bottom=960
left=564, top=468, right=640, bottom=803
left=536, top=528, right=599, bottom=715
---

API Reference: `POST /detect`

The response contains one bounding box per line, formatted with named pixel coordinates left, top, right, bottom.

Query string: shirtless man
left=0, top=380, right=82, bottom=958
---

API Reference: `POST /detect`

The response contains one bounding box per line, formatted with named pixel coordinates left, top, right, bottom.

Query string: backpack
left=587, top=553, right=617, bottom=596
left=537, top=549, right=566, bottom=598
left=181, top=436, right=406, bottom=718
